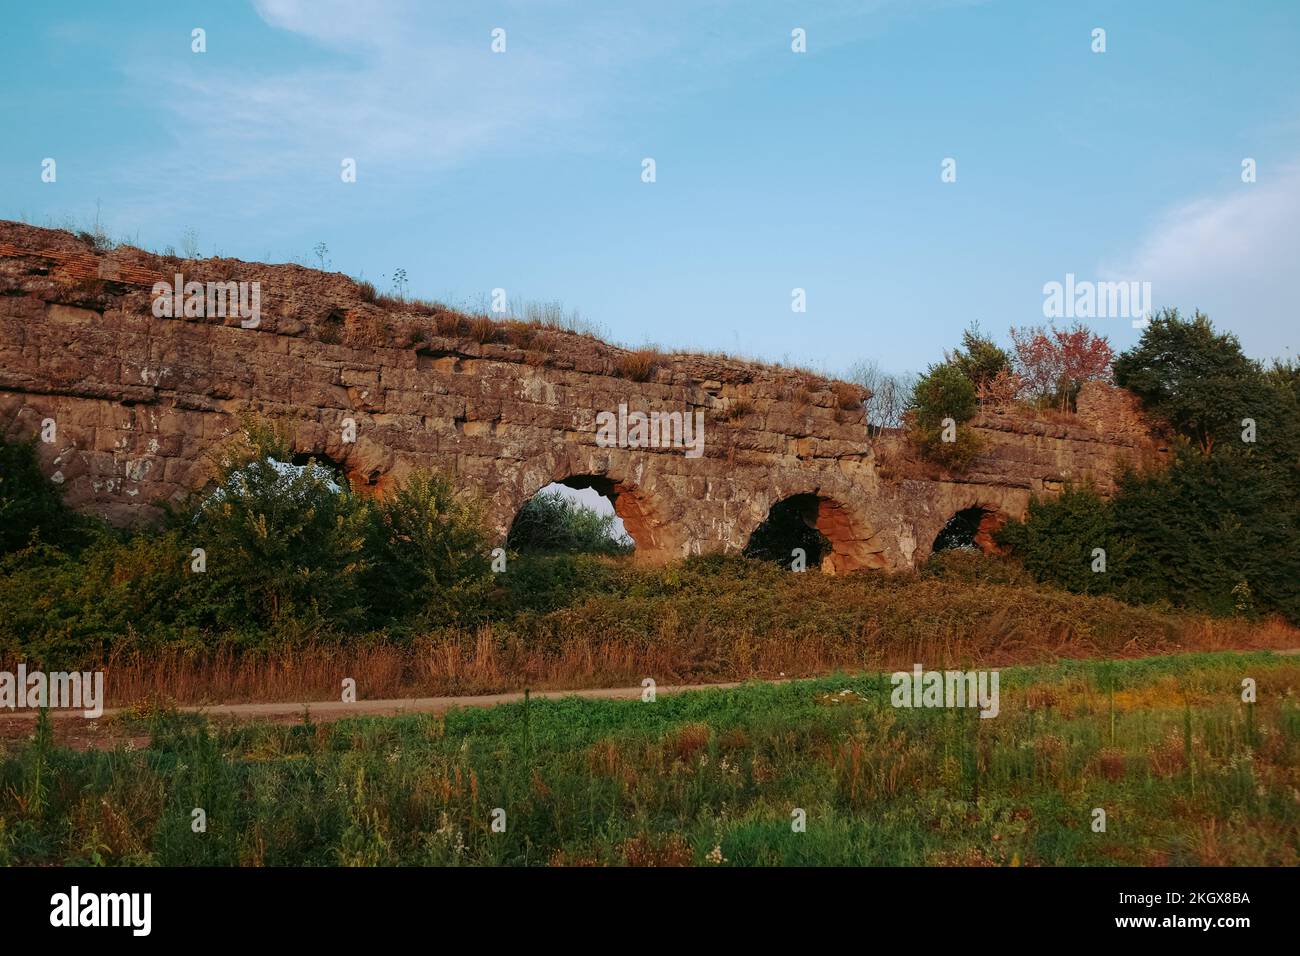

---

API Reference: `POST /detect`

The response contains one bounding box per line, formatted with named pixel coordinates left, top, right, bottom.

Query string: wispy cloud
left=1103, top=162, right=1300, bottom=359
left=137, top=0, right=952, bottom=181
left=105, top=0, right=944, bottom=245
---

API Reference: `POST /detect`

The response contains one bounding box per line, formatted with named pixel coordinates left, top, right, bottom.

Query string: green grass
left=2, top=652, right=1297, bottom=866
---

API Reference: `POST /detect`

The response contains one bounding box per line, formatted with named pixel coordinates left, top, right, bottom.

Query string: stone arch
left=744, top=492, right=886, bottom=574
left=929, top=502, right=1009, bottom=556
left=506, top=472, right=676, bottom=562
left=291, top=419, right=395, bottom=496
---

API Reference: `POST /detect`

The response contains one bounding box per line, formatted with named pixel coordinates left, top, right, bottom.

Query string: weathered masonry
left=0, top=221, right=1160, bottom=572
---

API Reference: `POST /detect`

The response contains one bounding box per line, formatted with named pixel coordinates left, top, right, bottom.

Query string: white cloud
left=1103, top=163, right=1300, bottom=360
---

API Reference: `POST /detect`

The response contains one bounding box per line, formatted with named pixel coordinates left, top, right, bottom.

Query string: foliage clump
left=905, top=361, right=984, bottom=471
left=999, top=310, right=1300, bottom=623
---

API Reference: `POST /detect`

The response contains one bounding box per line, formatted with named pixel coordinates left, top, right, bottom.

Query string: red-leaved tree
left=1009, top=323, right=1114, bottom=410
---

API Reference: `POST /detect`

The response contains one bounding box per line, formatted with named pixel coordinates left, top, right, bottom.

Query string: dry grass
left=725, top=397, right=755, bottom=421
left=834, top=382, right=865, bottom=410
left=784, top=382, right=815, bottom=408
left=77, top=610, right=1300, bottom=708
left=434, top=311, right=468, bottom=337
left=467, top=315, right=500, bottom=344
left=501, top=320, right=539, bottom=350
left=617, top=348, right=661, bottom=382
left=1001, top=401, right=1080, bottom=427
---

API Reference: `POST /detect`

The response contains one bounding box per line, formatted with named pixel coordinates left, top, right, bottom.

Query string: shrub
left=359, top=471, right=494, bottom=626
left=179, top=419, right=371, bottom=633
left=995, top=486, right=1125, bottom=596
left=494, top=552, right=626, bottom=614
left=0, top=530, right=196, bottom=664
left=909, top=361, right=978, bottom=426
left=976, top=368, right=1022, bottom=409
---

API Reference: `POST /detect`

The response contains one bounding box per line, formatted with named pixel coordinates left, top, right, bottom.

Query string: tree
left=848, top=359, right=915, bottom=436
left=1107, top=448, right=1299, bottom=618
left=1000, top=311, right=1300, bottom=623
left=906, top=362, right=984, bottom=470
left=947, top=321, right=1011, bottom=390
left=1010, top=322, right=1113, bottom=410
left=1113, top=309, right=1266, bottom=455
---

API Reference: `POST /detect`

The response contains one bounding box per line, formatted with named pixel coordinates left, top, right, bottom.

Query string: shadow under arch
left=931, top=505, right=1008, bottom=555
left=745, top=492, right=885, bottom=573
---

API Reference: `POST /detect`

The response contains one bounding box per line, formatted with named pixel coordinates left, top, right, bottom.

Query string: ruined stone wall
left=0, top=222, right=1160, bottom=571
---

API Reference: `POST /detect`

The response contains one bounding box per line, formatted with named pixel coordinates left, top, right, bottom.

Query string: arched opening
left=932, top=506, right=1006, bottom=555
left=290, top=450, right=393, bottom=496
left=744, top=493, right=882, bottom=573
left=507, top=476, right=635, bottom=555
left=744, top=494, right=830, bottom=568
left=291, top=450, right=350, bottom=488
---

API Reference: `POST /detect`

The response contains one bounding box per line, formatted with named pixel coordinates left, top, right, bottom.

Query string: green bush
left=995, top=486, right=1130, bottom=597
left=179, top=444, right=371, bottom=635
left=494, top=552, right=627, bottom=614
left=0, top=531, right=194, bottom=664
left=947, top=322, right=1011, bottom=389
left=0, top=418, right=511, bottom=657
left=360, top=470, right=494, bottom=626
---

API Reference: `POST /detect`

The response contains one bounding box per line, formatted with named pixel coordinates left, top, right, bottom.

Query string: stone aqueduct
left=0, top=222, right=1160, bottom=572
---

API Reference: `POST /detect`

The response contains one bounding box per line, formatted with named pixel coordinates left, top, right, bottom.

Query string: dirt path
left=137, top=680, right=755, bottom=721
left=4, top=648, right=1298, bottom=752
left=0, top=679, right=767, bottom=750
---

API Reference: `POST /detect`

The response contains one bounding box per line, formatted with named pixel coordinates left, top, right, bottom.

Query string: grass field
left=2, top=651, right=1297, bottom=866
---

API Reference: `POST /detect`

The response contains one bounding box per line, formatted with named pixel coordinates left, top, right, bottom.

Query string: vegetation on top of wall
left=946, top=322, right=1011, bottom=391
left=904, top=361, right=985, bottom=471
left=998, top=310, right=1300, bottom=624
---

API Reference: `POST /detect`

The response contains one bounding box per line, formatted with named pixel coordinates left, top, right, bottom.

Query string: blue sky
left=3, top=0, right=1298, bottom=375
